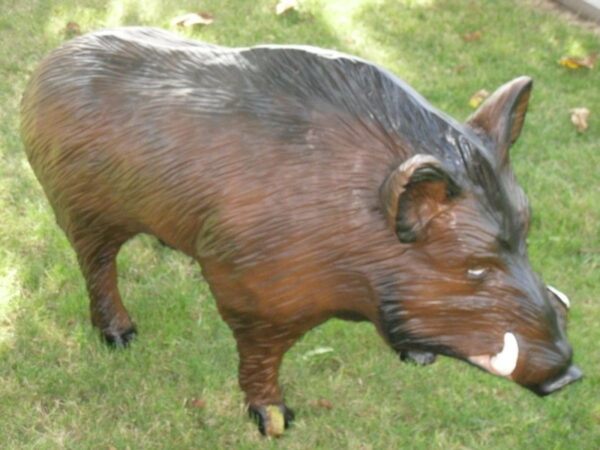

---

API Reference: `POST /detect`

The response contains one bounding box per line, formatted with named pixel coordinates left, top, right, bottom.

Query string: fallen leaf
left=276, top=0, right=298, bottom=16
left=558, top=53, right=597, bottom=69
left=461, top=30, right=483, bottom=42
left=171, top=12, right=214, bottom=27
left=558, top=57, right=580, bottom=69
left=302, top=346, right=334, bottom=360
left=570, top=108, right=590, bottom=132
left=469, top=89, right=490, bottom=109
left=265, top=405, right=285, bottom=437
left=63, top=22, right=81, bottom=38
left=186, top=398, right=206, bottom=409
left=316, top=398, right=334, bottom=410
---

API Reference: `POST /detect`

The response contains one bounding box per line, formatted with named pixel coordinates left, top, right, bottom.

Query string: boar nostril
left=530, top=364, right=583, bottom=396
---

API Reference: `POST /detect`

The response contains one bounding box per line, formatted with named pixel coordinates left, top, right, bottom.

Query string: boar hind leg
left=70, top=225, right=137, bottom=347
left=234, top=329, right=297, bottom=437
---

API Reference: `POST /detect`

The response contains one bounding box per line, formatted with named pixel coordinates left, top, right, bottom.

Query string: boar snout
left=528, top=364, right=583, bottom=396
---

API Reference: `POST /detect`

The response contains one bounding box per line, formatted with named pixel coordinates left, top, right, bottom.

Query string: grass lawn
left=1, top=0, right=599, bottom=448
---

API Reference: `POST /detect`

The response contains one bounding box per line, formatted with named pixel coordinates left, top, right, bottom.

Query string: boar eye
left=467, top=267, right=488, bottom=280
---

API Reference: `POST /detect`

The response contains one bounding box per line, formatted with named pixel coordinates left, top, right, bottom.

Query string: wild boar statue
left=21, top=27, right=581, bottom=436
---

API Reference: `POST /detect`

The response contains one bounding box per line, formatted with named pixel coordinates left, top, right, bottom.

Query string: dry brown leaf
left=186, top=398, right=206, bottom=409
left=276, top=0, right=298, bottom=16
left=570, top=108, right=590, bottom=132
left=461, top=30, right=483, bottom=42
left=265, top=405, right=285, bottom=437
left=558, top=53, right=597, bottom=69
left=63, top=22, right=81, bottom=38
left=469, top=89, right=490, bottom=109
left=454, top=64, right=466, bottom=75
left=172, top=12, right=214, bottom=27
left=316, top=398, right=334, bottom=410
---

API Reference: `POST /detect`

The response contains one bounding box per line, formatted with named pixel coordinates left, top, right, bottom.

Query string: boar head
left=379, top=77, right=581, bottom=395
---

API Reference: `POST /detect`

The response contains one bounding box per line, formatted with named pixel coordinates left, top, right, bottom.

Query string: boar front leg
left=232, top=326, right=298, bottom=437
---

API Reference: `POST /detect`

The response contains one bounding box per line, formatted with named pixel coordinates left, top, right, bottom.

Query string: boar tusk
left=547, top=285, right=570, bottom=309
left=490, top=332, right=519, bottom=377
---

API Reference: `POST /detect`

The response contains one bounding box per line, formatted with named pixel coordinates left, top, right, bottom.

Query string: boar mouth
left=527, top=364, right=583, bottom=396
left=468, top=332, right=519, bottom=377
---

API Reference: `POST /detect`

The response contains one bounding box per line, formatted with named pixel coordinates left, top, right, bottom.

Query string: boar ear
left=466, top=76, right=533, bottom=164
left=380, top=154, right=461, bottom=243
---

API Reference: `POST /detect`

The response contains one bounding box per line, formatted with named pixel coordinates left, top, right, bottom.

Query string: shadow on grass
left=352, top=0, right=598, bottom=116
left=0, top=1, right=357, bottom=445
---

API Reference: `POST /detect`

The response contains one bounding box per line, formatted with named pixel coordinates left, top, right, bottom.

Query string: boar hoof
left=102, top=326, right=137, bottom=349
left=249, top=403, right=295, bottom=437
left=400, top=350, right=437, bottom=365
